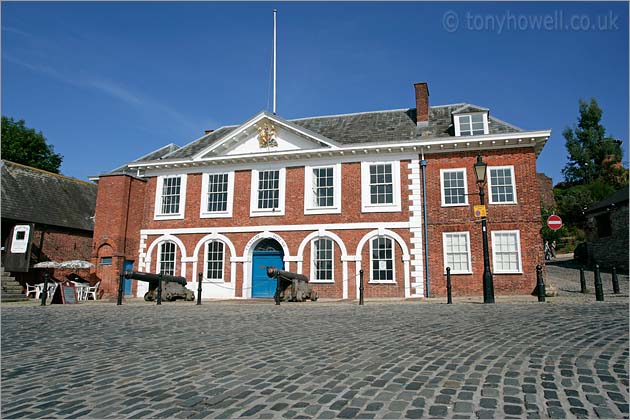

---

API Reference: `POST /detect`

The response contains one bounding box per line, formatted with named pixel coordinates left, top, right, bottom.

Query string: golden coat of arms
left=257, top=122, right=278, bottom=148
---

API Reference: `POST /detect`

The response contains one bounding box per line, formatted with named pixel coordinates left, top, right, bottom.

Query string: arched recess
left=297, top=230, right=349, bottom=299
left=144, top=234, right=188, bottom=277
left=190, top=233, right=238, bottom=299
left=355, top=229, right=411, bottom=299
left=241, top=231, right=291, bottom=299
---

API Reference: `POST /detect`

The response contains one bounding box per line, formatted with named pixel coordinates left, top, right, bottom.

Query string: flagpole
left=273, top=8, right=277, bottom=115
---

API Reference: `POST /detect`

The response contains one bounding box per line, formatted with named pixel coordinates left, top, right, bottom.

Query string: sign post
left=547, top=215, right=563, bottom=231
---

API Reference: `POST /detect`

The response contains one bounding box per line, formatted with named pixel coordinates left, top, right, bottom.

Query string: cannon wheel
left=310, top=291, right=318, bottom=301
left=144, top=291, right=154, bottom=302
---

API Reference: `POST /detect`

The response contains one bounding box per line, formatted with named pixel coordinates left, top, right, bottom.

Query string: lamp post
left=473, top=153, right=495, bottom=304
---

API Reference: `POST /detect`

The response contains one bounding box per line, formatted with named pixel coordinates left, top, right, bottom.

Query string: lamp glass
left=474, top=154, right=487, bottom=183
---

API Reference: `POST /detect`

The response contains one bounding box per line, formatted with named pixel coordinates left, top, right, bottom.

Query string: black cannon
left=266, top=267, right=318, bottom=303
left=123, top=271, right=194, bottom=302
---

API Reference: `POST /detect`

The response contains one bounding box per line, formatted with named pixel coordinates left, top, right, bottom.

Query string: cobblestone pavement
left=1, top=297, right=628, bottom=419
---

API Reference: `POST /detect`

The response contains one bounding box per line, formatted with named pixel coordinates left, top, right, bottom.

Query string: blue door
left=123, top=260, right=134, bottom=295
left=252, top=252, right=284, bottom=298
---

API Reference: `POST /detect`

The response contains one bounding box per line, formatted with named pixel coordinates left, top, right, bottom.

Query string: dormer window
left=455, top=113, right=489, bottom=136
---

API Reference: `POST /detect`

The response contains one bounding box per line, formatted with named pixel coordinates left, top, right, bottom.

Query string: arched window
left=205, top=241, right=225, bottom=282
left=158, top=241, right=177, bottom=275
left=371, top=237, right=394, bottom=282
left=311, top=238, right=334, bottom=283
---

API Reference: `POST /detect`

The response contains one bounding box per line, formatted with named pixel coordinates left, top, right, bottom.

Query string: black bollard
left=40, top=271, right=49, bottom=306
left=536, top=264, right=545, bottom=302
left=117, top=273, right=125, bottom=305
left=594, top=264, right=604, bottom=302
left=156, top=274, right=162, bottom=305
left=359, top=269, right=364, bottom=306
left=197, top=272, right=203, bottom=305
left=446, top=267, right=452, bottom=304
left=274, top=271, right=281, bottom=306
left=612, top=267, right=620, bottom=294
left=580, top=267, right=587, bottom=294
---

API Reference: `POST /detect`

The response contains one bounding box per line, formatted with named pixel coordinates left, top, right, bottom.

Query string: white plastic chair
left=46, top=282, right=58, bottom=301
left=84, top=281, right=100, bottom=300
left=71, top=281, right=87, bottom=300
left=25, top=283, right=42, bottom=299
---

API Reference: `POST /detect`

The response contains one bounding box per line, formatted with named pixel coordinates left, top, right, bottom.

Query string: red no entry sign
left=547, top=215, right=563, bottom=231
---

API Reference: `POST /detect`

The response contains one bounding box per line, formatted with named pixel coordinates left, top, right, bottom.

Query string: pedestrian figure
left=544, top=241, right=551, bottom=261
left=551, top=240, right=557, bottom=259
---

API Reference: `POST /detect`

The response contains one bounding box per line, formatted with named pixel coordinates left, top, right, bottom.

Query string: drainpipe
left=420, top=150, right=430, bottom=297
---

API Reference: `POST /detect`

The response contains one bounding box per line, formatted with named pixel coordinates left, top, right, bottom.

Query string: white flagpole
left=273, top=9, right=277, bottom=115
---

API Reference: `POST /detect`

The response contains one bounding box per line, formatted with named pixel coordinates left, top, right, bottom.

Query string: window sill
left=368, top=281, right=397, bottom=285
left=304, top=207, right=341, bottom=215
left=441, top=203, right=469, bottom=208
left=310, top=280, right=335, bottom=284
left=361, top=205, right=402, bottom=213
left=250, top=209, right=286, bottom=217
left=200, top=212, right=233, bottom=219
left=154, top=214, right=185, bottom=220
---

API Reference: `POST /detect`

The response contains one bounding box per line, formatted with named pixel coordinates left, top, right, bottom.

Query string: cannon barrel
left=266, top=267, right=308, bottom=282
left=123, top=271, right=187, bottom=286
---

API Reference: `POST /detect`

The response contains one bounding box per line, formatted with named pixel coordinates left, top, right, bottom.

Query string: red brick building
left=91, top=82, right=550, bottom=299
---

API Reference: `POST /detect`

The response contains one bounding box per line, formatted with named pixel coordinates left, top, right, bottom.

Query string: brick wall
left=423, top=148, right=543, bottom=296
left=142, top=161, right=411, bottom=231
left=91, top=175, right=147, bottom=296
left=18, top=226, right=93, bottom=286
left=586, top=205, right=629, bottom=272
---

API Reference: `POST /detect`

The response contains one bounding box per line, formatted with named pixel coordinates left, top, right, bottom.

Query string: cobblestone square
left=1, top=295, right=629, bottom=419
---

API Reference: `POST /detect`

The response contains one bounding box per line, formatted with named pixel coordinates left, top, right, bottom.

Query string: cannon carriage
left=266, top=267, right=318, bottom=303
left=123, top=271, right=194, bottom=302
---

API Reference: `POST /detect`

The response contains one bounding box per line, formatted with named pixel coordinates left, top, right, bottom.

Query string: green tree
left=1, top=116, right=63, bottom=173
left=562, top=98, right=627, bottom=189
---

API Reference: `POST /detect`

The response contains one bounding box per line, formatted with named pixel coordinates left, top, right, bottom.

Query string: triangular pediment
left=193, top=111, right=340, bottom=160
left=451, top=104, right=489, bottom=115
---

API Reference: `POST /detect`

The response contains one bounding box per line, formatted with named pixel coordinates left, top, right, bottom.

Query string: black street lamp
left=473, top=153, right=495, bottom=304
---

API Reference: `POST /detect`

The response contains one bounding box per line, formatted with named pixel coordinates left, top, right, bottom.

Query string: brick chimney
left=414, top=82, right=429, bottom=127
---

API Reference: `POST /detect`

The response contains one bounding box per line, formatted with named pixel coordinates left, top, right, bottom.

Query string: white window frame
left=203, top=241, right=225, bottom=282
left=249, top=167, right=286, bottom=217
left=361, top=160, right=401, bottom=213
left=157, top=241, right=177, bottom=275
left=454, top=113, right=489, bottom=136
left=491, top=230, right=523, bottom=274
left=304, top=164, right=342, bottom=215
left=442, top=232, right=472, bottom=275
left=440, top=168, right=469, bottom=207
left=369, top=236, right=396, bottom=284
left=487, top=165, right=518, bottom=204
left=200, top=171, right=235, bottom=218
left=154, top=174, right=187, bottom=220
left=310, top=237, right=335, bottom=284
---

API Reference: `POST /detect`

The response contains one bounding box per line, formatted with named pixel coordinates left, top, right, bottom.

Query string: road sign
left=547, top=215, right=563, bottom=231
left=474, top=205, right=486, bottom=218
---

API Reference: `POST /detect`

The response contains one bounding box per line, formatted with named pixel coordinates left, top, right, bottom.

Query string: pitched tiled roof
left=1, top=160, right=97, bottom=231
left=113, top=103, right=525, bottom=166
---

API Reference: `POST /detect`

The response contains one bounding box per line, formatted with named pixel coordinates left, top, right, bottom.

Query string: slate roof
left=585, top=188, right=629, bottom=215
left=103, top=143, right=181, bottom=177
left=1, top=160, right=97, bottom=231
left=106, top=103, right=526, bottom=169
